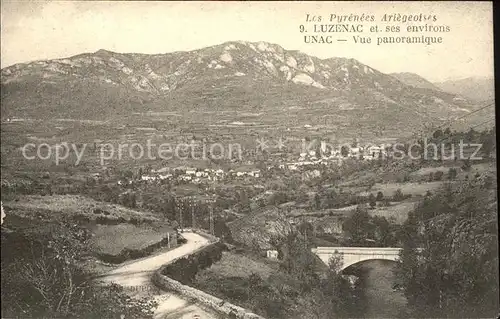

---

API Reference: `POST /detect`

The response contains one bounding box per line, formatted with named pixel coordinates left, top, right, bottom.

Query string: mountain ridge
left=0, top=40, right=482, bottom=136
left=389, top=72, right=442, bottom=92
left=434, top=76, right=494, bottom=102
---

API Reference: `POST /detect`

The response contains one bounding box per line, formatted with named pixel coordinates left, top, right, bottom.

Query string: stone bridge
left=311, top=247, right=402, bottom=270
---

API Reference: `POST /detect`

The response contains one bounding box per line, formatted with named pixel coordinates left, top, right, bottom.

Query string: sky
left=1, top=1, right=494, bottom=82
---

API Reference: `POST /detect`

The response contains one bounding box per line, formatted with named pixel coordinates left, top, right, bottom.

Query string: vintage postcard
left=1, top=1, right=497, bottom=318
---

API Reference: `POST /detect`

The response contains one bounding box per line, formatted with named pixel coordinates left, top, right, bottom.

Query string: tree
left=480, top=131, right=495, bottom=158
left=1, top=222, right=156, bottom=319
left=341, top=145, right=350, bottom=158
left=314, top=193, right=321, bottom=209
left=325, top=189, right=338, bottom=208
left=462, top=159, right=472, bottom=172
left=298, top=221, right=314, bottom=239
left=319, top=255, right=361, bottom=317
left=368, top=193, right=376, bottom=209
left=343, top=206, right=372, bottom=245
left=394, top=180, right=499, bottom=318
left=466, top=128, right=476, bottom=141
left=428, top=172, right=434, bottom=182
left=432, top=129, right=443, bottom=139
left=214, top=219, right=232, bottom=242
left=393, top=188, right=405, bottom=201
left=433, top=170, right=444, bottom=181
left=278, top=231, right=318, bottom=285
left=447, top=167, right=458, bottom=180
left=371, top=216, right=394, bottom=246
left=376, top=191, right=384, bottom=201
left=247, top=273, right=263, bottom=302
left=239, top=191, right=251, bottom=214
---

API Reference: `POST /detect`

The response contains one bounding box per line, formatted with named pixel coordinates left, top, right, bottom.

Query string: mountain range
left=390, top=72, right=494, bottom=103
left=389, top=72, right=442, bottom=92
left=434, top=77, right=494, bottom=103
left=0, top=41, right=486, bottom=136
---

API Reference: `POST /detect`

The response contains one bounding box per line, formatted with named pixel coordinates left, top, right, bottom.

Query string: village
left=120, top=141, right=389, bottom=186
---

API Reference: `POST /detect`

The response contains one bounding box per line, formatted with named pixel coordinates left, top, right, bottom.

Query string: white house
left=349, top=147, right=361, bottom=158
left=266, top=250, right=279, bottom=259
left=249, top=169, right=261, bottom=177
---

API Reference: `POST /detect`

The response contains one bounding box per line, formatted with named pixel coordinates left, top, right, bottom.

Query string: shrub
left=393, top=189, right=405, bottom=201
left=368, top=193, right=376, bottom=209
left=1, top=224, right=156, bottom=319
left=433, top=171, right=444, bottom=181
left=376, top=191, right=384, bottom=201
left=163, top=242, right=227, bottom=284
left=447, top=168, right=458, bottom=180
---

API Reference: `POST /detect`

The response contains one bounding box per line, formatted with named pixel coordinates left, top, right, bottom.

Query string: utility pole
left=304, top=229, right=307, bottom=249
left=204, top=185, right=217, bottom=236
left=209, top=204, right=214, bottom=236
left=178, top=199, right=184, bottom=232
left=191, top=197, right=196, bottom=229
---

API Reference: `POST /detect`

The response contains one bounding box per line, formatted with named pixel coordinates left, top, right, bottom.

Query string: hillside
left=2, top=194, right=178, bottom=265
left=435, top=76, right=494, bottom=102
left=389, top=72, right=442, bottom=91
left=1, top=41, right=478, bottom=136
left=395, top=171, right=498, bottom=317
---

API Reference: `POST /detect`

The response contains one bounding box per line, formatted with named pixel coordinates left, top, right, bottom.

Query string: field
left=2, top=194, right=177, bottom=263
left=369, top=201, right=418, bottom=224
left=195, top=250, right=280, bottom=281
left=358, top=181, right=445, bottom=197
left=89, top=224, right=172, bottom=255
left=3, top=194, right=159, bottom=224
left=298, top=200, right=417, bottom=225
left=409, top=165, right=460, bottom=177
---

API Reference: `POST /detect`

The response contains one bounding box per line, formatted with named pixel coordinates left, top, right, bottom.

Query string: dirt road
left=99, top=232, right=221, bottom=319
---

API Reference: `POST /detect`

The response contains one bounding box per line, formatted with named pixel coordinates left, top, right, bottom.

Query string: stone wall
left=152, top=231, right=266, bottom=319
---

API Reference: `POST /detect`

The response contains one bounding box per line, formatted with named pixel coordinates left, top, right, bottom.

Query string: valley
left=1, top=40, right=497, bottom=319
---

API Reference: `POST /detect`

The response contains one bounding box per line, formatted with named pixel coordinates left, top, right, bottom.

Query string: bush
left=380, top=199, right=392, bottom=207
left=368, top=193, right=376, bottom=209
left=447, top=168, right=458, bottom=180
left=376, top=191, right=384, bottom=201
left=433, top=171, right=444, bottom=181
left=163, top=242, right=227, bottom=284
left=393, top=189, right=405, bottom=201
left=1, top=224, right=156, bottom=319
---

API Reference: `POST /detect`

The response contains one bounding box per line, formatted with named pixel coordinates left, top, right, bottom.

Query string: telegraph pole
left=178, top=199, right=184, bottom=232
left=209, top=204, right=214, bottom=236
left=191, top=197, right=196, bottom=229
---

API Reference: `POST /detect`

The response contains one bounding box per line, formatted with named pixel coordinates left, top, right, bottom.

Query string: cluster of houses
left=279, top=142, right=388, bottom=171
left=120, top=166, right=262, bottom=186
left=113, top=141, right=388, bottom=186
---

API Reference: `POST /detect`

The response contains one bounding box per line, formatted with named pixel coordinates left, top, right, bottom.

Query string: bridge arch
left=341, top=258, right=399, bottom=273
left=311, top=247, right=402, bottom=271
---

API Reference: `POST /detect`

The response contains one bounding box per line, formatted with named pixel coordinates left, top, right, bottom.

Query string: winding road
left=99, top=232, right=220, bottom=319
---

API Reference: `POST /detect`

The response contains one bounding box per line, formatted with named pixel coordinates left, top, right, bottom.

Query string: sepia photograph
left=1, top=1, right=498, bottom=318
